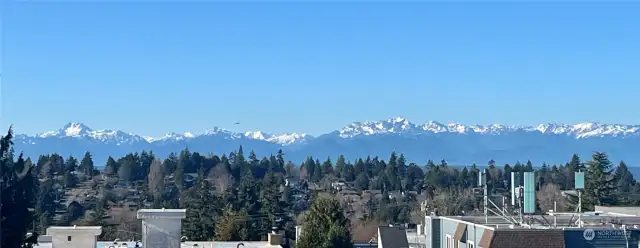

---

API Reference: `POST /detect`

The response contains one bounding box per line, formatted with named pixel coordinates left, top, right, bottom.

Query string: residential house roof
left=489, top=230, right=565, bottom=248
left=378, top=226, right=409, bottom=248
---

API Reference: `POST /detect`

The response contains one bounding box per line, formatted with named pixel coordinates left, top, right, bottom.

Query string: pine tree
left=342, top=163, right=356, bottom=182
left=163, top=153, right=179, bottom=175
left=614, top=161, right=635, bottom=203
left=237, top=169, right=259, bottom=215
left=276, top=149, right=286, bottom=173
left=63, top=171, right=78, bottom=188
left=355, top=172, right=369, bottom=191
left=79, top=152, right=94, bottom=176
left=312, top=159, right=323, bottom=182
left=582, top=152, right=617, bottom=210
left=613, top=161, right=633, bottom=191
left=322, top=157, right=334, bottom=176
left=397, top=153, right=407, bottom=178
left=297, top=194, right=352, bottom=248
left=1, top=128, right=38, bottom=248
left=104, top=156, right=118, bottom=176
left=181, top=173, right=217, bottom=241
left=335, top=155, right=346, bottom=178
left=232, top=146, right=246, bottom=177
left=117, top=154, right=136, bottom=182
left=64, top=155, right=78, bottom=173
left=353, top=158, right=365, bottom=175
left=139, top=151, right=154, bottom=181
left=175, top=149, right=190, bottom=188
left=259, top=170, right=284, bottom=239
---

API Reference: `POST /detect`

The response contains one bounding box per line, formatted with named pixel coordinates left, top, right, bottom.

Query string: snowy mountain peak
left=339, top=116, right=417, bottom=137
left=244, top=131, right=270, bottom=140
left=267, top=133, right=313, bottom=145
left=18, top=118, right=640, bottom=148
left=61, top=122, right=93, bottom=136
left=32, top=123, right=146, bottom=145
left=338, top=117, right=640, bottom=139
left=242, top=131, right=313, bottom=145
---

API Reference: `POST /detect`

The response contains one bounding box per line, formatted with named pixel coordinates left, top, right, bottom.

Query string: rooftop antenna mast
left=522, top=171, right=536, bottom=225
left=478, top=169, right=519, bottom=226
left=575, top=170, right=585, bottom=227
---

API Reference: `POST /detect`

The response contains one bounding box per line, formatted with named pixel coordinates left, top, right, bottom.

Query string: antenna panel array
left=523, top=172, right=535, bottom=214
left=510, top=172, right=518, bottom=206
left=575, top=171, right=585, bottom=189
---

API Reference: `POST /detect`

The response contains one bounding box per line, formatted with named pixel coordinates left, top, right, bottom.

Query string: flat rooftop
left=445, top=212, right=640, bottom=229
left=34, top=241, right=280, bottom=248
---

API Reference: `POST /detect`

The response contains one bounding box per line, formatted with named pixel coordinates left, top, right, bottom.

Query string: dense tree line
left=2, top=125, right=640, bottom=248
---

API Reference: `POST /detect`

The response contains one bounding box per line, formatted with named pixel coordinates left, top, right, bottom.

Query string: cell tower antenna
left=478, top=169, right=519, bottom=226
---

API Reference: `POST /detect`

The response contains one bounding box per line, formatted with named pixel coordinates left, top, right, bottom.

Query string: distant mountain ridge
left=10, top=117, right=640, bottom=166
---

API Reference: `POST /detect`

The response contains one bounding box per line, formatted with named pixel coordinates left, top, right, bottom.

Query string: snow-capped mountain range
left=20, top=122, right=315, bottom=146
left=336, top=117, right=640, bottom=139
left=18, top=117, right=640, bottom=144
left=9, top=117, right=640, bottom=166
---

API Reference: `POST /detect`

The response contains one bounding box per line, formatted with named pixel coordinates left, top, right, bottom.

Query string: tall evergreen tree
left=104, top=156, right=118, bottom=176
left=117, top=154, right=136, bottom=182
left=322, top=157, right=334, bottom=176
left=181, top=172, right=217, bottom=241
left=582, top=152, right=617, bottom=210
left=163, top=153, right=179, bottom=175
left=175, top=149, right=191, bottom=188
left=297, top=194, right=352, bottom=248
left=259, top=170, right=284, bottom=239
left=335, top=155, right=346, bottom=178
left=1, top=128, right=38, bottom=248
left=614, top=161, right=635, bottom=197
left=79, top=152, right=94, bottom=176
left=64, top=155, right=78, bottom=173
left=397, top=154, right=407, bottom=178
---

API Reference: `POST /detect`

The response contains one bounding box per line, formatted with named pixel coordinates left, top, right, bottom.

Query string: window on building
left=67, top=236, right=72, bottom=241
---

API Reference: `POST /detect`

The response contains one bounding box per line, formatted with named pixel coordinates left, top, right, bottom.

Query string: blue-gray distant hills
left=10, top=117, right=640, bottom=166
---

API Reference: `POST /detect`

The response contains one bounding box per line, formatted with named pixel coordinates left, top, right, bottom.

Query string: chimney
left=268, top=232, right=283, bottom=246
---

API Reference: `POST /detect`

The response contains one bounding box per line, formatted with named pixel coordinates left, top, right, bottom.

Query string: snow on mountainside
left=9, top=117, right=640, bottom=166
left=34, top=122, right=147, bottom=145
left=13, top=117, right=640, bottom=147
left=22, top=123, right=313, bottom=146
left=337, top=117, right=640, bottom=139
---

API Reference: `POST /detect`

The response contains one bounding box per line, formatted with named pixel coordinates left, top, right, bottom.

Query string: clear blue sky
left=2, top=2, right=639, bottom=137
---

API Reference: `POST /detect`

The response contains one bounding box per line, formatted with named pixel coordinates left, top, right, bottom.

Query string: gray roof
left=378, top=226, right=409, bottom=248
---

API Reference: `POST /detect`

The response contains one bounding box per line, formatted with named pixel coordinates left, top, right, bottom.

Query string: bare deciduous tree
left=425, top=187, right=476, bottom=216
left=147, top=159, right=165, bottom=196
left=351, top=219, right=383, bottom=243
left=537, top=183, right=568, bottom=213
left=299, top=166, right=309, bottom=180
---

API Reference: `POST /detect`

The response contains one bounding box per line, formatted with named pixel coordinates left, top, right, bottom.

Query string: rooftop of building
left=439, top=209, right=640, bottom=230
left=34, top=241, right=280, bottom=248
